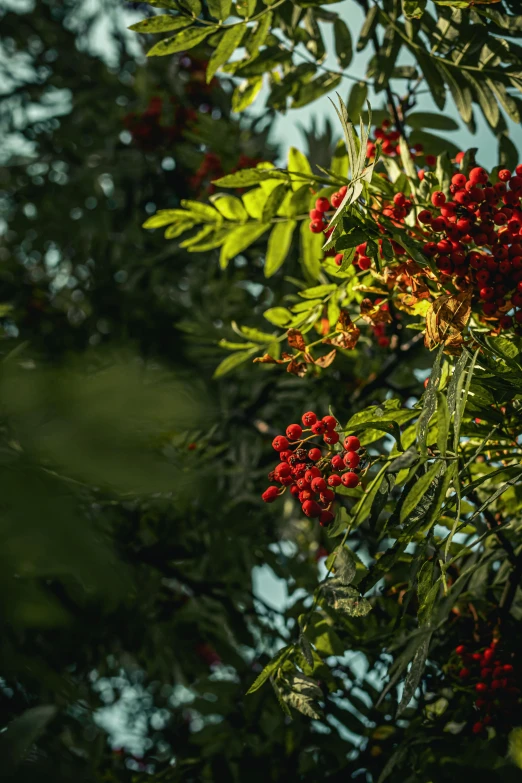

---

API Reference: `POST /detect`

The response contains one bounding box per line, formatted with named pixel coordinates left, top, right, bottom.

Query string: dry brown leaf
left=328, top=310, right=361, bottom=350
left=395, top=293, right=432, bottom=316
left=287, top=359, right=307, bottom=377
left=424, top=292, right=471, bottom=350
left=314, top=349, right=337, bottom=368
left=360, top=298, right=393, bottom=326
left=287, top=328, right=306, bottom=351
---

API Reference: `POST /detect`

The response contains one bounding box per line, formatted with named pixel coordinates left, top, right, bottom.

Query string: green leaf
left=437, top=62, right=473, bottom=125
left=246, top=645, right=293, bottom=694
left=298, top=284, right=336, bottom=299
left=287, top=148, right=313, bottom=190
left=328, top=546, right=356, bottom=585
left=323, top=581, right=372, bottom=617
left=143, top=209, right=188, bottom=228
left=207, top=0, right=232, bottom=20
left=487, top=80, right=520, bottom=124
left=265, top=221, right=297, bottom=277
left=346, top=81, right=368, bottom=121
left=207, top=25, right=246, bottom=82
left=263, top=307, right=293, bottom=326
left=292, top=73, right=342, bottom=109
left=0, top=705, right=57, bottom=772
left=396, top=634, right=431, bottom=717
left=180, top=199, right=221, bottom=221
left=400, top=461, right=442, bottom=524
left=406, top=111, right=458, bottom=131
left=436, top=392, right=450, bottom=458
left=211, top=194, right=248, bottom=221
left=435, top=151, right=453, bottom=193
left=214, top=168, right=288, bottom=187
left=219, top=223, right=270, bottom=268
left=129, top=15, right=192, bottom=33
left=399, top=136, right=417, bottom=183
left=179, top=0, right=202, bottom=14
left=147, top=25, right=215, bottom=56
left=334, top=19, right=353, bottom=69
left=351, top=420, right=404, bottom=451
left=300, top=219, right=322, bottom=282
left=262, top=182, right=288, bottom=220
left=402, top=0, right=426, bottom=19
left=465, top=73, right=499, bottom=130
left=247, top=12, right=272, bottom=56
left=236, top=324, right=277, bottom=342
left=213, top=348, right=257, bottom=378
left=357, top=5, right=378, bottom=52
left=369, top=473, right=396, bottom=526
left=236, top=0, right=256, bottom=18
left=232, top=76, right=264, bottom=112
left=164, top=221, right=196, bottom=239
left=414, top=51, right=446, bottom=110
left=499, top=133, right=518, bottom=172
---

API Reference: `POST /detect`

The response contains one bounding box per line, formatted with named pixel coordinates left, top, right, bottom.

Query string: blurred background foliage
left=2, top=1, right=518, bottom=782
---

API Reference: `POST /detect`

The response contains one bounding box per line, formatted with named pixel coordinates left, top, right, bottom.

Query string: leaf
left=369, top=473, right=396, bottom=526
left=436, top=392, right=450, bottom=458
left=211, top=194, right=248, bottom=221
left=213, top=348, right=257, bottom=378
left=300, top=219, right=322, bottom=282
left=247, top=12, right=272, bottom=56
left=299, top=284, right=337, bottom=299
left=299, top=632, right=315, bottom=668
left=346, top=81, right=368, bottom=121
left=236, top=0, right=255, bottom=17
left=407, top=111, right=458, bottom=130
left=351, top=420, right=404, bottom=451
left=214, top=168, right=287, bottom=188
left=207, top=0, right=232, bottom=20
left=292, top=73, right=342, bottom=109
left=400, top=461, right=442, bottom=524
left=207, top=25, right=246, bottom=82
left=129, top=15, right=192, bottom=33
left=437, top=62, right=473, bottom=125
left=180, top=199, right=221, bottom=221
left=424, top=292, right=471, bottom=350
left=246, top=645, right=293, bottom=694
left=0, top=705, right=57, bottom=772
left=402, top=0, right=426, bottom=19
left=488, top=80, right=520, bottom=123
left=283, top=688, right=323, bottom=720
left=147, top=25, right=215, bottom=56
left=219, top=223, right=270, bottom=268
left=178, top=0, right=201, bottom=14
left=262, top=182, right=288, bottom=220
left=328, top=546, right=357, bottom=585
left=414, top=51, right=446, bottom=110
left=143, top=209, right=189, bottom=228
left=236, top=324, right=277, bottom=342
left=397, top=634, right=431, bottom=717
left=399, top=136, right=417, bottom=182
left=232, top=76, right=264, bottom=112
left=322, top=581, right=372, bottom=616
left=265, top=221, right=297, bottom=277
left=435, top=151, right=453, bottom=193
left=386, top=447, right=419, bottom=474
left=334, top=19, right=353, bottom=69
left=357, top=5, right=378, bottom=51
left=499, top=133, right=518, bottom=172
left=263, top=307, right=293, bottom=326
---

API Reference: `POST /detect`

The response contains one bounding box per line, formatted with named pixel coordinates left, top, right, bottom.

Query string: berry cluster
left=308, top=189, right=348, bottom=235
left=366, top=118, right=437, bottom=167
left=454, top=639, right=520, bottom=735
left=262, top=411, right=363, bottom=526
left=416, top=165, right=522, bottom=329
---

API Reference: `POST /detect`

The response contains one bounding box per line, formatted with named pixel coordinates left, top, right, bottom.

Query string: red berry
left=290, top=484, right=300, bottom=497
left=305, top=467, right=321, bottom=482
left=480, top=286, right=495, bottom=300
left=328, top=474, right=342, bottom=487
left=331, top=455, right=344, bottom=470
left=302, top=411, right=317, bottom=427
left=452, top=172, right=467, bottom=187
left=331, top=192, right=343, bottom=209
left=279, top=450, right=292, bottom=462
left=456, top=646, right=467, bottom=656
left=498, top=169, right=511, bottom=182
left=418, top=209, right=432, bottom=224
left=302, top=500, right=321, bottom=518
left=343, top=451, right=360, bottom=469
left=469, top=167, right=488, bottom=185
left=315, top=197, right=330, bottom=213
left=431, top=191, right=446, bottom=207
left=358, top=256, right=371, bottom=271
left=472, top=722, right=483, bottom=735
left=262, top=486, right=279, bottom=503
left=322, top=415, right=337, bottom=430
left=286, top=423, right=303, bottom=441
left=459, top=668, right=470, bottom=679
left=324, top=431, right=340, bottom=445
left=311, top=476, right=327, bottom=493
left=274, top=463, right=292, bottom=478
left=309, top=208, right=323, bottom=220
left=320, top=489, right=335, bottom=503
left=499, top=315, right=512, bottom=329
left=475, top=682, right=488, bottom=693
left=310, top=220, right=324, bottom=233
left=394, top=192, right=406, bottom=207
left=341, top=472, right=359, bottom=488
left=334, top=253, right=343, bottom=266
left=272, top=435, right=289, bottom=452
left=312, top=421, right=327, bottom=435
left=503, top=664, right=514, bottom=674
left=343, top=436, right=360, bottom=452
left=299, top=490, right=313, bottom=503
left=319, top=510, right=335, bottom=527
left=297, top=477, right=311, bottom=491
left=455, top=151, right=465, bottom=164
left=308, top=448, right=322, bottom=462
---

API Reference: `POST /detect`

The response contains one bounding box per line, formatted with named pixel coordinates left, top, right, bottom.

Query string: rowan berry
left=334, top=253, right=343, bottom=266
left=431, top=217, right=446, bottom=232
left=322, top=415, right=337, bottom=430
left=418, top=209, right=432, bottom=224
left=262, top=486, right=279, bottom=503
left=328, top=474, right=342, bottom=487
left=285, top=424, right=302, bottom=441
left=324, top=431, right=340, bottom=445
left=297, top=477, right=311, bottom=491
left=315, top=197, right=330, bottom=213
left=305, top=467, right=321, bottom=482
left=475, top=682, right=487, bottom=693
left=331, top=191, right=343, bottom=208
left=358, top=255, right=372, bottom=271
left=309, top=208, right=323, bottom=220
left=500, top=315, right=513, bottom=329
left=308, top=448, right=322, bottom=462
left=343, top=451, right=360, bottom=469
left=503, top=664, right=514, bottom=674
left=319, top=510, right=335, bottom=527
left=341, top=472, right=359, bottom=488
left=311, top=476, right=327, bottom=493
left=343, top=436, right=360, bottom=452
left=274, top=463, right=292, bottom=479
left=299, top=490, right=313, bottom=503
left=290, top=484, right=300, bottom=497
left=469, top=167, right=488, bottom=185
left=302, top=411, right=317, bottom=426
left=431, top=191, right=446, bottom=207
left=459, top=668, right=470, bottom=679
left=272, top=435, right=289, bottom=452
left=472, top=722, right=483, bottom=735
left=312, top=421, right=327, bottom=436
left=320, top=488, right=335, bottom=503
left=302, top=500, right=322, bottom=518
left=425, top=154, right=436, bottom=166
left=394, top=192, right=406, bottom=207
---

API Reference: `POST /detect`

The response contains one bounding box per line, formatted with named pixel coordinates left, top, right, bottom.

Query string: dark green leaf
left=246, top=645, right=293, bottom=694
left=346, top=81, right=368, bottom=121
left=334, top=19, right=353, bottom=69
left=406, top=111, right=458, bottom=130
left=207, top=25, right=246, bottom=82
left=129, top=15, right=192, bottom=33
left=147, top=25, right=215, bottom=56
left=400, top=461, right=442, bottom=524
left=0, top=706, right=57, bottom=772
left=265, top=221, right=297, bottom=277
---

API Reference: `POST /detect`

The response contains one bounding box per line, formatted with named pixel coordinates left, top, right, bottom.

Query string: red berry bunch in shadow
left=262, top=411, right=363, bottom=527
left=454, top=638, right=520, bottom=735
left=366, top=118, right=437, bottom=167
left=418, top=165, right=522, bottom=330
left=308, top=190, right=347, bottom=236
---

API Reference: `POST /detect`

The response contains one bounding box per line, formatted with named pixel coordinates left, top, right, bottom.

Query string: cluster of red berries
left=454, top=639, right=520, bottom=735
left=417, top=164, right=522, bottom=328
left=366, top=118, right=437, bottom=167
left=262, top=411, right=363, bottom=526
left=123, top=96, right=187, bottom=150
left=308, top=190, right=348, bottom=235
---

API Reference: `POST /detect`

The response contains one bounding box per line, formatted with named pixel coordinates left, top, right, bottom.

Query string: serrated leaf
left=219, top=223, right=270, bottom=268
left=129, top=15, right=192, bottom=33
left=334, top=19, right=353, bottom=69
left=207, top=25, right=246, bottom=82
left=437, top=62, right=473, bottom=124
left=211, top=194, right=248, bottom=221
left=232, top=76, right=263, bottom=112
left=246, top=645, right=293, bottom=694
left=147, top=25, right=215, bottom=56
left=400, top=461, right=442, bottom=524
left=414, top=51, right=446, bottom=110
left=207, top=0, right=232, bottom=20
left=323, top=582, right=372, bottom=616
left=213, top=348, right=257, bottom=378
left=299, top=633, right=314, bottom=668
left=333, top=545, right=357, bottom=584
left=283, top=688, right=322, bottom=720
left=265, top=221, right=297, bottom=277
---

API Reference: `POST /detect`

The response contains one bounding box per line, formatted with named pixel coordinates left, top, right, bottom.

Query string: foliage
left=2, top=0, right=522, bottom=781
